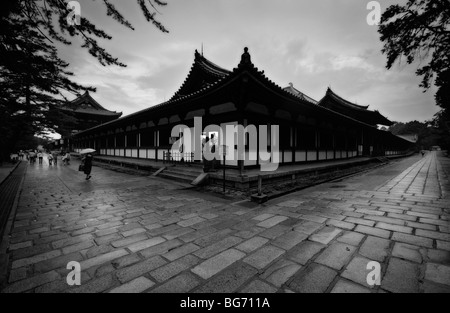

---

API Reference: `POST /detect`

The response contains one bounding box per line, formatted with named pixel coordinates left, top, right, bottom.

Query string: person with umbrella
left=80, top=148, right=95, bottom=180
left=62, top=151, right=71, bottom=165
left=29, top=151, right=36, bottom=164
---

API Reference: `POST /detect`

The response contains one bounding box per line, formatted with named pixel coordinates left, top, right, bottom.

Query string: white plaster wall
left=295, top=151, right=306, bottom=162
left=148, top=149, right=156, bottom=159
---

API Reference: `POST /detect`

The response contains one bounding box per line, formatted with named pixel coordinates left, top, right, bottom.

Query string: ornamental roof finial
left=239, top=47, right=253, bottom=68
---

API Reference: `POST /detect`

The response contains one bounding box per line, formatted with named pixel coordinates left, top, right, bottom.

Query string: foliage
left=5, top=0, right=169, bottom=67
left=389, top=120, right=449, bottom=150
left=378, top=0, right=450, bottom=113
left=1, top=2, right=91, bottom=159
left=1, top=0, right=169, bottom=157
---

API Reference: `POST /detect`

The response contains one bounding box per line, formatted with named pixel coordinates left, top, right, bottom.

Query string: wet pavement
left=0, top=152, right=449, bottom=293
left=0, top=162, right=20, bottom=185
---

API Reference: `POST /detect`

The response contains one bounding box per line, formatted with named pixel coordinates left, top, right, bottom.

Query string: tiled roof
left=74, top=48, right=394, bottom=136
left=396, top=134, right=418, bottom=143
left=64, top=91, right=122, bottom=117
left=318, top=87, right=393, bottom=126
left=320, top=88, right=369, bottom=110
left=62, top=107, right=122, bottom=117
left=170, top=50, right=231, bottom=100
left=283, top=83, right=318, bottom=104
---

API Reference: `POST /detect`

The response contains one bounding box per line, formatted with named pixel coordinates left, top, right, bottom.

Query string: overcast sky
left=57, top=0, right=439, bottom=129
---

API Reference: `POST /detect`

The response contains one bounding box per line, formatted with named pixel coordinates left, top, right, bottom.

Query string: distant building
left=318, top=88, right=393, bottom=127
left=396, top=134, right=418, bottom=143
left=51, top=91, right=122, bottom=150
left=62, top=91, right=122, bottom=131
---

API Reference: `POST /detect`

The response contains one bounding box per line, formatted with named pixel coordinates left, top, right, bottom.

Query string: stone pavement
left=0, top=162, right=27, bottom=245
left=0, top=151, right=449, bottom=293
left=0, top=162, right=19, bottom=186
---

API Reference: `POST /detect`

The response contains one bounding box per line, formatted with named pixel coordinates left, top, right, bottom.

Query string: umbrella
left=80, top=148, right=96, bottom=154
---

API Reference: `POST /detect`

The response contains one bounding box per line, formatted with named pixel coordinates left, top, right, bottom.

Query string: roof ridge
left=68, top=91, right=121, bottom=114
left=73, top=48, right=389, bottom=136
left=325, top=87, right=369, bottom=110
left=170, top=50, right=231, bottom=100
left=319, top=88, right=392, bottom=125
left=195, top=50, right=231, bottom=76
left=283, top=83, right=318, bottom=104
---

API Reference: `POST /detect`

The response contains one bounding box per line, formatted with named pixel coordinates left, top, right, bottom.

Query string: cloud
left=330, top=55, right=379, bottom=72
left=50, top=0, right=439, bottom=125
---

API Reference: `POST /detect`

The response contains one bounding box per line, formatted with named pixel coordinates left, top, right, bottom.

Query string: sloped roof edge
left=170, top=50, right=231, bottom=100
left=66, top=91, right=122, bottom=116
left=74, top=48, right=396, bottom=136
left=319, top=87, right=370, bottom=110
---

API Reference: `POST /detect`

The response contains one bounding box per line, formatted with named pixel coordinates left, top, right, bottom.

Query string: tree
left=389, top=120, right=427, bottom=136
left=1, top=0, right=169, bottom=159
left=430, top=110, right=450, bottom=150
left=14, top=135, right=51, bottom=154
left=1, top=3, right=92, bottom=161
left=3, top=0, right=169, bottom=67
left=378, top=0, right=450, bottom=114
left=388, top=120, right=450, bottom=150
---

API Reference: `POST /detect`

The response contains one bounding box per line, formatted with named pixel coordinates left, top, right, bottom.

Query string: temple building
left=318, top=88, right=393, bottom=127
left=62, top=91, right=123, bottom=132
left=71, top=48, right=413, bottom=170
left=52, top=91, right=122, bottom=150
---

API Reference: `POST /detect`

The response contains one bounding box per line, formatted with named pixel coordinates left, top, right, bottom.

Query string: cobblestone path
left=1, top=152, right=449, bottom=293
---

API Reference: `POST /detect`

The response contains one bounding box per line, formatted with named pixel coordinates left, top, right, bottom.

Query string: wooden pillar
left=124, top=133, right=127, bottom=158
left=333, top=132, right=336, bottom=160
left=346, top=131, right=349, bottom=159
left=292, top=124, right=297, bottom=163
left=137, top=132, right=141, bottom=158
left=316, top=125, right=320, bottom=161
left=114, top=135, right=117, bottom=156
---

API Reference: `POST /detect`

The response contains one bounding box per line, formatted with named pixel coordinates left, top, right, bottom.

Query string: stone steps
left=158, top=166, right=204, bottom=184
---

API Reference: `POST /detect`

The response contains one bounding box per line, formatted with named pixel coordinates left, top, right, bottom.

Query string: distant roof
left=283, top=83, right=318, bottom=104
left=170, top=50, right=231, bottom=100
left=318, top=88, right=393, bottom=126
left=321, top=87, right=369, bottom=110
left=63, top=91, right=122, bottom=117
left=396, top=134, right=418, bottom=143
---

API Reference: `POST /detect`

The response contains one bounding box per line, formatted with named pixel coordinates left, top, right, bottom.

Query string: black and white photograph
left=0, top=0, right=449, bottom=299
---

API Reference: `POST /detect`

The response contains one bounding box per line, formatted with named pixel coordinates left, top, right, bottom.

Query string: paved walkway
left=0, top=163, right=19, bottom=186
left=0, top=152, right=449, bottom=293
left=93, top=153, right=374, bottom=178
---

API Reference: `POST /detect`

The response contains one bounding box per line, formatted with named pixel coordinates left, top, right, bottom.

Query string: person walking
left=52, top=152, right=58, bottom=166
left=62, top=152, right=71, bottom=165
left=48, top=153, right=53, bottom=166
left=81, top=153, right=93, bottom=180
left=29, top=151, right=35, bottom=164
left=37, top=151, right=43, bottom=164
